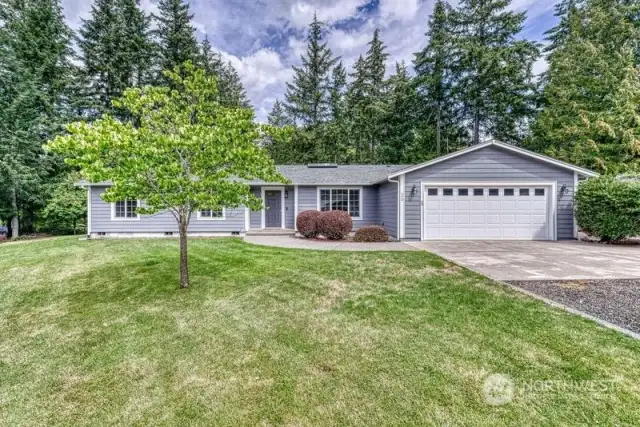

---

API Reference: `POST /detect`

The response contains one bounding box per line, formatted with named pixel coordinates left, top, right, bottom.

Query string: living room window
left=318, top=188, right=362, bottom=219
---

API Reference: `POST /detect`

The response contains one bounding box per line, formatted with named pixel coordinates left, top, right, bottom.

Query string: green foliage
left=153, top=0, right=199, bottom=84
left=0, top=0, right=76, bottom=236
left=47, top=62, right=289, bottom=287
left=575, top=176, right=640, bottom=241
left=40, top=173, right=87, bottom=235
left=78, top=0, right=155, bottom=118
left=449, top=0, right=540, bottom=144
left=530, top=0, right=640, bottom=174
left=284, top=13, right=338, bottom=126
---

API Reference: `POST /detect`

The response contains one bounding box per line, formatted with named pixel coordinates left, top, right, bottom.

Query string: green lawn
left=1, top=237, right=639, bottom=426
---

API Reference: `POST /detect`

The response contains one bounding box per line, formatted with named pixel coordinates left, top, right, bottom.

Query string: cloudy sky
left=61, top=0, right=558, bottom=121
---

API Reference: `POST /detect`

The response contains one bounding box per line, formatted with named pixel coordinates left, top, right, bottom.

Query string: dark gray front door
left=265, top=190, right=281, bottom=227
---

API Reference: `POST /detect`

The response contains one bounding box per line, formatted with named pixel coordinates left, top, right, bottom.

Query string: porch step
left=245, top=229, right=296, bottom=237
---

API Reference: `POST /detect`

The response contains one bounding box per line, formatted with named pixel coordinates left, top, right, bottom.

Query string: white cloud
left=379, top=0, right=420, bottom=22
left=288, top=0, right=368, bottom=27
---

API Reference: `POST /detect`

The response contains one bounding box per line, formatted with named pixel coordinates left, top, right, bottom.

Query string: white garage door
left=424, top=185, right=553, bottom=240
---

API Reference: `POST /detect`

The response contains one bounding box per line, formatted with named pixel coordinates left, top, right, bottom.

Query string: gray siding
left=402, top=145, right=576, bottom=240
left=296, top=185, right=379, bottom=231
left=285, top=186, right=295, bottom=229
left=90, top=187, right=245, bottom=233
left=250, top=187, right=261, bottom=229
left=377, top=181, right=398, bottom=238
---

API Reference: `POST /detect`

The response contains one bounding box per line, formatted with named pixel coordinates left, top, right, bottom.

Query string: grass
left=0, top=237, right=639, bottom=426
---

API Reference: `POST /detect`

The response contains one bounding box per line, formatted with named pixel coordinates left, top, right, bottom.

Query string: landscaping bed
left=508, top=279, right=640, bottom=333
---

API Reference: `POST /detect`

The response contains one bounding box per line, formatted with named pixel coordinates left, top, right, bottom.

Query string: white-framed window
left=318, top=188, right=362, bottom=219
left=111, top=199, right=140, bottom=220
left=197, top=209, right=225, bottom=220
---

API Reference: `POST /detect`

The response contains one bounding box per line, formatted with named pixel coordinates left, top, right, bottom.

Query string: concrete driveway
left=407, top=240, right=640, bottom=281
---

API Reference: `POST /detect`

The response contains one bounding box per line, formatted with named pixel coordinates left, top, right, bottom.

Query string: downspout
left=387, top=176, right=401, bottom=241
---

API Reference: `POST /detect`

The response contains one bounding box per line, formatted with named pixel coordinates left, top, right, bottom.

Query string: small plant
left=354, top=225, right=389, bottom=242
left=297, top=210, right=322, bottom=238
left=576, top=176, right=640, bottom=242
left=317, top=210, right=352, bottom=240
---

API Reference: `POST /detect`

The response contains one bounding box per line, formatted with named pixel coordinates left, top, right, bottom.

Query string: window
left=458, top=188, right=469, bottom=196
left=427, top=188, right=438, bottom=196
left=504, top=188, right=515, bottom=196
left=473, top=188, right=484, bottom=196
left=443, top=188, right=454, bottom=196
left=535, top=188, right=545, bottom=196
left=113, top=200, right=139, bottom=219
left=519, top=188, right=530, bottom=196
left=489, top=188, right=499, bottom=196
left=198, top=209, right=225, bottom=220
left=319, top=188, right=361, bottom=218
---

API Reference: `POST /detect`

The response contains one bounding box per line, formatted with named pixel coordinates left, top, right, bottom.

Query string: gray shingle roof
left=77, top=164, right=411, bottom=187
left=247, top=164, right=410, bottom=186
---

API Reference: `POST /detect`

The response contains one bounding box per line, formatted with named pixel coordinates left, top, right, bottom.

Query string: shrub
left=576, top=176, right=640, bottom=242
left=354, top=226, right=389, bottom=242
left=317, top=210, right=352, bottom=240
left=296, top=210, right=322, bottom=238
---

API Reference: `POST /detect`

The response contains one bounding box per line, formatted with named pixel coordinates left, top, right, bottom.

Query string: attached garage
left=386, top=141, right=598, bottom=242
left=423, top=183, right=555, bottom=240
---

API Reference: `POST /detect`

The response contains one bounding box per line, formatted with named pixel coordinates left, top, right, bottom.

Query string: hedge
left=575, top=176, right=640, bottom=242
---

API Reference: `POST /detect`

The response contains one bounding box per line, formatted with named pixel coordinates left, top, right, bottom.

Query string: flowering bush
left=317, top=210, right=352, bottom=240
left=354, top=226, right=389, bottom=242
left=296, top=210, right=322, bottom=238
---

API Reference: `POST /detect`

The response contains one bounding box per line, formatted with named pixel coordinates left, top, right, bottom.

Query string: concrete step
left=245, top=229, right=296, bottom=237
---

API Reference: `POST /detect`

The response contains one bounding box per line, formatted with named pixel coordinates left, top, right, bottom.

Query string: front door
left=265, top=190, right=282, bottom=228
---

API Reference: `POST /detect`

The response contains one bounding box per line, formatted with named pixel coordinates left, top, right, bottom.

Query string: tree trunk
left=473, top=109, right=480, bottom=145
left=10, top=188, right=19, bottom=239
left=179, top=219, right=189, bottom=289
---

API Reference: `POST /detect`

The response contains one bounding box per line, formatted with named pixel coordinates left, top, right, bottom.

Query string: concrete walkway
left=244, top=235, right=416, bottom=251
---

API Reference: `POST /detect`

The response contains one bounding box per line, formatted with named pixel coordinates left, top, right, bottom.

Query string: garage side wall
left=402, top=145, right=576, bottom=240
left=377, top=181, right=398, bottom=239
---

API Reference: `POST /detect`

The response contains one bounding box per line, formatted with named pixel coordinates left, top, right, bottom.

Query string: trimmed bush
left=317, top=210, right=352, bottom=240
left=296, top=210, right=322, bottom=238
left=576, top=176, right=640, bottom=242
left=354, top=226, right=389, bottom=242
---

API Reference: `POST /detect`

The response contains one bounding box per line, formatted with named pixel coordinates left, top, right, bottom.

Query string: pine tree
left=0, top=0, right=75, bottom=237
left=414, top=0, right=460, bottom=156
left=346, top=55, right=368, bottom=162
left=328, top=61, right=347, bottom=121
left=449, top=0, right=540, bottom=144
left=154, top=0, right=198, bottom=80
left=543, top=0, right=586, bottom=59
left=268, top=100, right=292, bottom=127
left=198, top=35, right=224, bottom=76
left=218, top=62, right=251, bottom=109
left=78, top=0, right=154, bottom=117
left=379, top=62, right=417, bottom=163
left=362, top=29, right=389, bottom=162
left=530, top=0, right=640, bottom=173
left=284, top=13, right=338, bottom=126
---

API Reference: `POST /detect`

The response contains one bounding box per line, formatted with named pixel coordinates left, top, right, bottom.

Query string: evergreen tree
left=218, top=62, right=251, bottom=109
left=154, top=0, right=199, bottom=81
left=530, top=0, right=640, bottom=173
left=0, top=0, right=75, bottom=237
left=449, top=0, right=540, bottom=144
left=328, top=61, right=347, bottom=121
left=378, top=62, right=417, bottom=163
left=198, top=35, right=224, bottom=76
left=268, top=100, right=292, bottom=127
left=543, top=0, right=586, bottom=59
left=345, top=55, right=368, bottom=162
left=78, top=0, right=154, bottom=117
left=414, top=0, right=460, bottom=156
left=284, top=13, right=338, bottom=126
left=362, top=29, right=389, bottom=162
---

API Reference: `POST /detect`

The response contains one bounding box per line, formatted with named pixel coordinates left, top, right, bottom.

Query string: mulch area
left=508, top=279, right=640, bottom=334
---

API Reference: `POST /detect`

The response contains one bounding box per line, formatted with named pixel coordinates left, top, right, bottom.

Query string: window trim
left=110, top=199, right=141, bottom=221
left=197, top=208, right=226, bottom=220
left=316, top=186, right=363, bottom=220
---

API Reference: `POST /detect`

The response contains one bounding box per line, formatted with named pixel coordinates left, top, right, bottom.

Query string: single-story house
left=81, top=140, right=597, bottom=241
